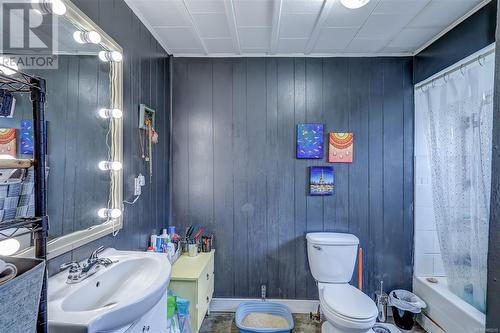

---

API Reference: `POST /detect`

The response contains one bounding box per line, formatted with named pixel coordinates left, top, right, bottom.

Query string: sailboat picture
left=309, top=166, right=334, bottom=196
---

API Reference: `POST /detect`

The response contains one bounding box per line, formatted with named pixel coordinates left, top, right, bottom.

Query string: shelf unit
left=0, top=69, right=48, bottom=333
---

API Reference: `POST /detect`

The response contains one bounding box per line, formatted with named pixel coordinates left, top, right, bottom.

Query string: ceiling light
left=341, top=0, right=370, bottom=9
left=32, top=0, right=67, bottom=16
left=98, top=51, right=123, bottom=63
left=73, top=31, right=102, bottom=44
left=98, top=108, right=122, bottom=119
left=0, top=57, right=18, bottom=76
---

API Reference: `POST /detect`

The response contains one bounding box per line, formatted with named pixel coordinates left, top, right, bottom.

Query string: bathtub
left=413, top=276, right=485, bottom=333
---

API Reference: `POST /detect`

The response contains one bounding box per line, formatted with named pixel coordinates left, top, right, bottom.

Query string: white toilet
left=306, top=232, right=378, bottom=333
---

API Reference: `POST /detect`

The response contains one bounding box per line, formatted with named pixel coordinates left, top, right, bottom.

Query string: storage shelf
left=0, top=217, right=43, bottom=232
left=0, top=159, right=34, bottom=169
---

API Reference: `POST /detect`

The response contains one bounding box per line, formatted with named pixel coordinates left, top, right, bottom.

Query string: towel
left=0, top=259, right=17, bottom=285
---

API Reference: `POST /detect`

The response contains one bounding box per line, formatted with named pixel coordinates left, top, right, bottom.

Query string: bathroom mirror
left=2, top=0, right=123, bottom=259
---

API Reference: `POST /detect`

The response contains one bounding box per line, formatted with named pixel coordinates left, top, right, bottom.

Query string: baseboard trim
left=210, top=298, right=320, bottom=314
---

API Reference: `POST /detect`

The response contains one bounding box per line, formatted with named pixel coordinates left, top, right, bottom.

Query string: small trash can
left=389, top=289, right=426, bottom=330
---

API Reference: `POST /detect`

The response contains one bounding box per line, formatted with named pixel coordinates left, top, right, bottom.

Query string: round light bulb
left=51, top=0, right=67, bottom=15
left=110, top=209, right=122, bottom=218
left=73, top=31, right=85, bottom=44
left=98, top=161, right=122, bottom=171
left=87, top=31, right=102, bottom=44
left=98, top=108, right=122, bottom=119
left=98, top=51, right=107, bottom=62
left=32, top=0, right=67, bottom=15
left=98, top=208, right=122, bottom=219
left=0, top=57, right=18, bottom=76
left=99, top=51, right=123, bottom=63
left=340, top=0, right=370, bottom=9
left=110, top=51, right=123, bottom=62
left=74, top=31, right=101, bottom=44
left=0, top=238, right=21, bottom=256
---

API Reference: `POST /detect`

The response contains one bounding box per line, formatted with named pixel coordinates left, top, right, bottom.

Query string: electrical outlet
left=134, top=177, right=142, bottom=196
left=138, top=174, right=146, bottom=186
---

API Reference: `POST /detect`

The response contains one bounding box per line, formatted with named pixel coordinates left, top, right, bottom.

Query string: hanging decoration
left=139, top=104, right=158, bottom=183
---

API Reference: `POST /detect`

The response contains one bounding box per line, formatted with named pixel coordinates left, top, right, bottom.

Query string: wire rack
left=0, top=66, right=48, bottom=333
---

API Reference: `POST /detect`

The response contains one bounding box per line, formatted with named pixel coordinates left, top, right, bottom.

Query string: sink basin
left=48, top=248, right=171, bottom=333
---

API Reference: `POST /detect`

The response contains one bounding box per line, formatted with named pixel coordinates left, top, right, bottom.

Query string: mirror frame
left=18, top=0, right=123, bottom=259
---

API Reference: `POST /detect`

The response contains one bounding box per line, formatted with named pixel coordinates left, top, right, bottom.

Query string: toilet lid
left=321, top=284, right=378, bottom=320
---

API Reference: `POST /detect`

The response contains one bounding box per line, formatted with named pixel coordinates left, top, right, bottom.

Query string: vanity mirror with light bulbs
left=0, top=0, right=123, bottom=259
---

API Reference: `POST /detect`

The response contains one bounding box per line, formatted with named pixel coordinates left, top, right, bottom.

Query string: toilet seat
left=319, top=283, right=377, bottom=331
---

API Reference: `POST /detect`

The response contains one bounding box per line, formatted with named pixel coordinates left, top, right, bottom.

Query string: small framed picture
left=310, top=166, right=334, bottom=196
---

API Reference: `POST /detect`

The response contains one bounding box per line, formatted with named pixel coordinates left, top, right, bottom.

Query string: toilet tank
left=306, top=233, right=359, bottom=283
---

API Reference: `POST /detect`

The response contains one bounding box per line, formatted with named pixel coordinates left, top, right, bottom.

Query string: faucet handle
left=60, top=261, right=81, bottom=273
left=89, top=246, right=105, bottom=262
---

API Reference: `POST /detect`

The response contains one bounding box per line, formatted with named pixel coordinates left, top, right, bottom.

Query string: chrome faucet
left=60, top=246, right=116, bottom=284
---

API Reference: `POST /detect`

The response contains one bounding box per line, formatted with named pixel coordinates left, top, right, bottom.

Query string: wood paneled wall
left=171, top=57, right=414, bottom=299
left=47, top=0, right=170, bottom=274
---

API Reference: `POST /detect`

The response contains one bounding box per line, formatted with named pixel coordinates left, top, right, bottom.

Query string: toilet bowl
left=319, top=283, right=377, bottom=333
left=306, top=233, right=378, bottom=333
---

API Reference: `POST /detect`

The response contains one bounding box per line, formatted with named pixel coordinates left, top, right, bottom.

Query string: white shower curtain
left=416, top=50, right=494, bottom=312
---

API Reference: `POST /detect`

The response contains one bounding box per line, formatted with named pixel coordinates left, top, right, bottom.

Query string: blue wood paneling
left=171, top=57, right=414, bottom=300
left=414, top=0, right=497, bottom=84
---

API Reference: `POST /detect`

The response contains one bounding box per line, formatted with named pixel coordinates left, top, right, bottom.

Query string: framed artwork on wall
left=20, top=120, right=33, bottom=155
left=0, top=128, right=16, bottom=157
left=310, top=166, right=334, bottom=196
left=297, top=123, right=324, bottom=159
left=329, top=132, right=353, bottom=163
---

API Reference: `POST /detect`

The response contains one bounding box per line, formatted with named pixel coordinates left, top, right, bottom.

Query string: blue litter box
left=235, top=301, right=294, bottom=333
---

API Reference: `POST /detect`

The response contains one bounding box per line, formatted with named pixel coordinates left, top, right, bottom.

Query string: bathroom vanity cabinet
left=169, top=250, right=215, bottom=333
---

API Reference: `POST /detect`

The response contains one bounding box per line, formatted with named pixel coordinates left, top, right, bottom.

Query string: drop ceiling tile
left=192, top=13, right=231, bottom=38
left=276, top=38, right=308, bottom=53
left=133, top=0, right=192, bottom=27
left=382, top=45, right=413, bottom=53
left=279, top=13, right=317, bottom=38
left=238, top=27, right=271, bottom=48
left=346, top=38, right=387, bottom=53
left=324, top=0, right=378, bottom=28
left=374, top=0, right=430, bottom=15
left=154, top=27, right=202, bottom=49
left=356, top=13, right=409, bottom=40
left=204, top=38, right=235, bottom=53
left=282, top=0, right=324, bottom=13
left=388, top=27, right=442, bottom=50
left=234, top=0, right=273, bottom=27
left=313, top=27, right=358, bottom=52
left=408, top=0, right=481, bottom=28
left=170, top=48, right=206, bottom=54
left=185, top=0, right=226, bottom=13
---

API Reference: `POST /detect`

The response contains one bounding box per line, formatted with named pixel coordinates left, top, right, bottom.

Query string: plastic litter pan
left=235, top=301, right=294, bottom=333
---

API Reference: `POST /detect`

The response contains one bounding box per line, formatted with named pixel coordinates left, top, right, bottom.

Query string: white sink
left=48, top=248, right=171, bottom=333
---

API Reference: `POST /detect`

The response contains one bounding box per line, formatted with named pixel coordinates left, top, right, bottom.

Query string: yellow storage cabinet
left=169, top=250, right=215, bottom=333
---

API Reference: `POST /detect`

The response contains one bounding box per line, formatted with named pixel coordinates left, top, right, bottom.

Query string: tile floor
left=199, top=312, right=427, bottom=333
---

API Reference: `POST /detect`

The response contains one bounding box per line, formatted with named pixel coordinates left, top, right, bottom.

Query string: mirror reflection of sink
left=48, top=249, right=171, bottom=333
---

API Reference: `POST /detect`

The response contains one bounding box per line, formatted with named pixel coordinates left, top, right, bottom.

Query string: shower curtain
left=416, top=51, right=494, bottom=312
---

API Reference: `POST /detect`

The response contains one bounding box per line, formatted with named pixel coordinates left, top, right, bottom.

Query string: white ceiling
left=125, top=0, right=488, bottom=57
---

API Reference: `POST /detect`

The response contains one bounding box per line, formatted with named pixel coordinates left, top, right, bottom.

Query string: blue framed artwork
left=310, top=166, right=334, bottom=196
left=297, top=123, right=323, bottom=159
left=20, top=120, right=33, bottom=155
